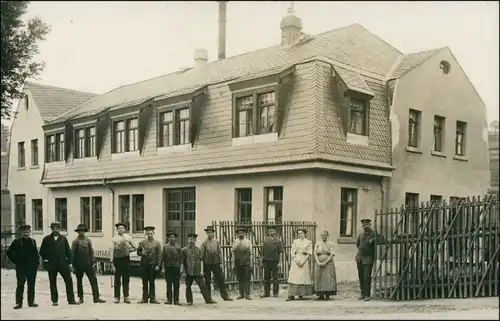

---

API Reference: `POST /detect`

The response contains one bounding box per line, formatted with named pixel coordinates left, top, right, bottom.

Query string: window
left=448, top=197, right=466, bottom=258
left=75, top=129, right=85, bottom=159
left=430, top=194, right=443, bottom=205
left=455, top=121, right=466, bottom=156
left=56, top=133, right=64, bottom=161
left=176, top=108, right=190, bottom=145
left=46, top=135, right=56, bottom=163
left=92, top=197, right=102, bottom=232
left=118, top=195, right=130, bottom=231
left=127, top=118, right=138, bottom=151
left=405, top=193, right=420, bottom=208
left=265, top=187, right=283, bottom=224
left=86, top=127, right=96, bottom=157
left=234, top=90, right=276, bottom=138
left=433, top=116, right=445, bottom=152
left=159, top=107, right=191, bottom=147
left=349, top=97, right=367, bottom=135
left=80, top=197, right=91, bottom=230
left=31, top=139, right=38, bottom=166
left=159, top=111, right=174, bottom=147
left=132, top=194, right=144, bottom=233
left=32, top=199, right=43, bottom=231
left=113, top=120, right=126, bottom=153
left=340, top=188, right=357, bottom=237
left=55, top=198, right=67, bottom=231
left=408, top=109, right=421, bottom=148
left=14, top=194, right=26, bottom=227
left=236, top=188, right=252, bottom=224
left=18, top=142, right=25, bottom=168
left=405, top=193, right=420, bottom=235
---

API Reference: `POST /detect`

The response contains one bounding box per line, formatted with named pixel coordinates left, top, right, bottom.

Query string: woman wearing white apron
left=286, top=228, right=313, bottom=301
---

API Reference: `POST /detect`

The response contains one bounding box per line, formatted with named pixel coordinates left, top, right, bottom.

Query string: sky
left=4, top=1, right=499, bottom=125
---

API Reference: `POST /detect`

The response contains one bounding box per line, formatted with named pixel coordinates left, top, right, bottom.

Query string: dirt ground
left=1, top=268, right=498, bottom=320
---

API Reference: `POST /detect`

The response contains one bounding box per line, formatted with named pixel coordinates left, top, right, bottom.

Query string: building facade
left=9, top=12, right=491, bottom=280
left=488, top=131, right=499, bottom=194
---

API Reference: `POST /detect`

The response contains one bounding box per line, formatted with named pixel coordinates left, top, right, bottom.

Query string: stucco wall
left=389, top=48, right=490, bottom=207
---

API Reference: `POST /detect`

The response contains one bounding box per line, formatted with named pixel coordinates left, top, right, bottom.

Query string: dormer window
left=234, top=89, right=277, bottom=138
left=112, top=117, right=139, bottom=154
left=348, top=97, right=368, bottom=136
left=127, top=118, right=138, bottom=151
left=74, top=126, right=96, bottom=159
left=45, top=132, right=64, bottom=163
left=158, top=106, right=190, bottom=147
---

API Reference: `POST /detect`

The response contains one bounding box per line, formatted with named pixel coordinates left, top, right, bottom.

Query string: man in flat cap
left=110, top=222, right=138, bottom=304
left=355, top=218, right=376, bottom=301
left=181, top=233, right=216, bottom=305
left=137, top=226, right=162, bottom=304
left=260, top=225, right=283, bottom=298
left=40, top=221, right=79, bottom=306
left=231, top=226, right=253, bottom=300
left=71, top=224, right=105, bottom=304
left=200, top=225, right=232, bottom=301
left=7, top=224, right=40, bottom=309
left=162, top=230, right=182, bottom=305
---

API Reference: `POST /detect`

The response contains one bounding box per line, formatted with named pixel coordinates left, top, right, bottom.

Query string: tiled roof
left=388, top=48, right=445, bottom=80
left=24, top=82, right=97, bottom=121
left=48, top=23, right=402, bottom=124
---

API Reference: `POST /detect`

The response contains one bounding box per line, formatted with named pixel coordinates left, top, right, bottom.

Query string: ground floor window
left=80, top=196, right=102, bottom=232
left=340, top=188, right=357, bottom=237
left=14, top=194, right=26, bottom=227
left=264, top=186, right=283, bottom=224
left=55, top=198, right=68, bottom=231
left=236, top=188, right=252, bottom=224
left=32, top=199, right=43, bottom=231
left=118, top=194, right=144, bottom=233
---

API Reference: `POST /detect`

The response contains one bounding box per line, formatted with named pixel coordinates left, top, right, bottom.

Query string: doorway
left=165, top=187, right=196, bottom=246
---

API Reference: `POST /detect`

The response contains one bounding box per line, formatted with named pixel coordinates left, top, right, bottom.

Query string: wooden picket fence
left=211, top=221, right=317, bottom=289
left=372, top=195, right=500, bottom=301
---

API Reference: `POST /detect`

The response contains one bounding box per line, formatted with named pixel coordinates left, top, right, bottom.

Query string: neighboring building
left=1, top=151, right=11, bottom=235
left=7, top=82, right=96, bottom=239
left=488, top=131, right=499, bottom=194
left=16, top=10, right=491, bottom=280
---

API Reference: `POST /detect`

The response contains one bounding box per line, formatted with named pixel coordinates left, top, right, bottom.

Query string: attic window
left=24, top=95, right=29, bottom=110
left=439, top=60, right=451, bottom=74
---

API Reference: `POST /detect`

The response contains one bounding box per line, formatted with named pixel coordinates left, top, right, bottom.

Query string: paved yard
left=1, top=269, right=498, bottom=320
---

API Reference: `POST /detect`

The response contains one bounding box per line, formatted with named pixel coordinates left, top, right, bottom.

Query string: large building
left=9, top=9, right=491, bottom=280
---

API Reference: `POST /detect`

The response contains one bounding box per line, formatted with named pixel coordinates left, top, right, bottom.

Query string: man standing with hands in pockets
left=137, top=226, right=162, bottom=304
left=260, top=225, right=283, bottom=298
left=110, top=222, right=138, bottom=304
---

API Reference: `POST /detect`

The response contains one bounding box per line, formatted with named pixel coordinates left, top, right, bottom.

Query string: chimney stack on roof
left=280, top=5, right=303, bottom=46
left=194, top=49, right=208, bottom=68
left=217, top=1, right=227, bottom=60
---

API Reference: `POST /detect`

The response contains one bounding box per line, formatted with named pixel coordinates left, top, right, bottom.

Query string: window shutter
left=138, top=104, right=153, bottom=153
left=190, top=92, right=207, bottom=147
left=64, top=123, right=73, bottom=162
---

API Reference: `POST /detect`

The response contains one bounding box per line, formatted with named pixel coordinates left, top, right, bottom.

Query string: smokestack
left=217, top=1, right=227, bottom=60
left=194, top=49, right=208, bottom=68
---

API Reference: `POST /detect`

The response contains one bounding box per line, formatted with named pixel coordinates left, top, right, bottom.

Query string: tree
left=1, top=1, right=50, bottom=120
left=0, top=122, right=9, bottom=153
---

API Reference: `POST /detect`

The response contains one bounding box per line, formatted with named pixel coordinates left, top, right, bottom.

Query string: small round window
left=439, top=60, right=451, bottom=74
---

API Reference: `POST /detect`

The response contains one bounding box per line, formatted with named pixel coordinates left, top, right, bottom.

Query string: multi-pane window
left=75, top=129, right=85, bottom=159
left=159, top=111, right=174, bottom=147
left=349, top=98, right=367, bottom=135
left=127, top=118, right=138, bottom=151
left=118, top=194, right=144, bottom=233
left=158, top=107, right=191, bottom=147
left=92, top=196, right=102, bottom=232
left=57, top=133, right=64, bottom=161
left=14, top=194, right=26, bottom=227
left=236, top=188, right=252, bottom=224
left=265, top=187, right=283, bottom=224
left=46, top=135, right=56, bottom=162
left=114, top=120, right=126, bottom=153
left=55, top=198, right=68, bottom=231
left=46, top=133, right=65, bottom=163
left=340, top=188, right=357, bottom=237
left=433, top=116, right=445, bottom=152
left=118, top=195, right=130, bottom=231
left=455, top=121, right=466, bottom=156
left=405, top=192, right=420, bottom=235
left=408, top=109, right=421, bottom=148
left=234, top=90, right=277, bottom=138
left=18, top=142, right=25, bottom=168
left=86, top=127, right=96, bottom=157
left=430, top=194, right=443, bottom=205
left=31, top=139, right=38, bottom=166
left=32, top=199, right=43, bottom=231
left=176, top=108, right=190, bottom=145
left=80, top=197, right=91, bottom=230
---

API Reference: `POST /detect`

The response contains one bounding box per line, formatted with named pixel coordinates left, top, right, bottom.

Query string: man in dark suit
left=356, top=218, right=376, bottom=301
left=162, top=230, right=182, bottom=306
left=6, top=224, right=40, bottom=309
left=39, top=221, right=79, bottom=306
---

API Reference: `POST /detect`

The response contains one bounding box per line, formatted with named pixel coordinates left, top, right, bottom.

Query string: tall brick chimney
left=217, top=1, right=227, bottom=60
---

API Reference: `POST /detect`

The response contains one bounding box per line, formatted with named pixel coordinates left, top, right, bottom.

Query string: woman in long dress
left=286, top=228, right=313, bottom=301
left=314, top=230, right=338, bottom=300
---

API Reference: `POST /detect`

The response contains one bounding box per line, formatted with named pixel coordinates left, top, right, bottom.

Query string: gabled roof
left=48, top=23, right=402, bottom=124
left=388, top=47, right=446, bottom=80
left=24, top=82, right=97, bottom=121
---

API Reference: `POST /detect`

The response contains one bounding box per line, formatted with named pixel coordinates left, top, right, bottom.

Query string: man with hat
left=71, top=223, right=106, bottom=304
left=181, top=233, right=217, bottom=305
left=136, top=226, right=162, bottom=304
left=356, top=218, right=377, bottom=301
left=39, top=221, right=79, bottom=306
left=260, top=225, right=283, bottom=298
left=200, top=225, right=232, bottom=301
left=6, top=224, right=40, bottom=309
left=110, top=222, right=138, bottom=304
left=231, top=226, right=253, bottom=300
left=162, top=230, right=182, bottom=305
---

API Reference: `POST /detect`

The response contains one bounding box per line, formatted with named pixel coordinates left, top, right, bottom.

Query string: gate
left=165, top=188, right=196, bottom=247
left=212, top=221, right=317, bottom=288
left=372, top=195, right=499, bottom=301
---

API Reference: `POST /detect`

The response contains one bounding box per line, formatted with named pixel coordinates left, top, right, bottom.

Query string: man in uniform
left=181, top=233, right=217, bottom=305
left=356, top=218, right=376, bottom=301
left=162, top=230, right=182, bottom=305
left=137, top=226, right=162, bottom=304
left=39, top=221, right=79, bottom=306
left=200, top=225, right=232, bottom=301
left=260, top=225, right=283, bottom=298
left=110, top=222, right=138, bottom=304
left=6, top=224, right=40, bottom=309
left=231, top=226, right=253, bottom=300
left=71, top=224, right=106, bottom=304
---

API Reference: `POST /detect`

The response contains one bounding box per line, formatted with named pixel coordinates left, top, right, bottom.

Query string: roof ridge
left=25, top=81, right=98, bottom=97
left=404, top=46, right=447, bottom=57
left=353, top=23, right=403, bottom=56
